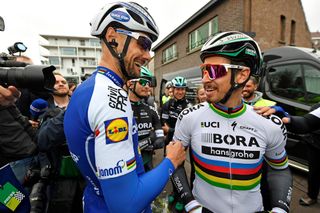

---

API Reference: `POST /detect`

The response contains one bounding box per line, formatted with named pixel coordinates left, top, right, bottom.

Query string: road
left=151, top=149, right=320, bottom=212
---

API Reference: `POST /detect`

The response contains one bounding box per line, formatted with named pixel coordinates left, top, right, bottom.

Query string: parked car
left=259, top=46, right=320, bottom=172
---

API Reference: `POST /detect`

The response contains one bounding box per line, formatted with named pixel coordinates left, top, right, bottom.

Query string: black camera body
left=0, top=55, right=56, bottom=91
left=0, top=16, right=55, bottom=91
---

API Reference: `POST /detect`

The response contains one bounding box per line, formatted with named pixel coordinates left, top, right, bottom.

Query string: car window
left=268, top=64, right=304, bottom=102
left=268, top=63, right=320, bottom=106
left=303, top=64, right=320, bottom=106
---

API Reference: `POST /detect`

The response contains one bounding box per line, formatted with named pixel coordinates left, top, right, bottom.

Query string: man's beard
left=53, top=91, right=69, bottom=97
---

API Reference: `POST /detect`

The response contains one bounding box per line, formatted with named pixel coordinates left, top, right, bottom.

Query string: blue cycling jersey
left=64, top=66, right=175, bottom=213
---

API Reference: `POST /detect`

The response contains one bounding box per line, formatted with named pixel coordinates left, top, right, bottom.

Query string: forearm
left=101, top=158, right=175, bottom=212
left=287, top=114, right=319, bottom=133
left=267, top=165, right=292, bottom=212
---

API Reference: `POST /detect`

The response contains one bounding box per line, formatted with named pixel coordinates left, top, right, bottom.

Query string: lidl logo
left=105, top=117, right=129, bottom=144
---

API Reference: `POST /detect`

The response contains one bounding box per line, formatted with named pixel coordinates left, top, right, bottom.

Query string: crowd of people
left=1, top=1, right=320, bottom=213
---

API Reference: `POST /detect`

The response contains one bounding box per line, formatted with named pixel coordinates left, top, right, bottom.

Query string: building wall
left=40, top=35, right=101, bottom=83
left=153, top=0, right=311, bottom=100
left=153, top=0, right=244, bottom=86
left=251, top=0, right=311, bottom=50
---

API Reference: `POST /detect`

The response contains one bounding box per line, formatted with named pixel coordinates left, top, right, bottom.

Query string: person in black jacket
left=0, top=86, right=37, bottom=167
left=127, top=66, right=164, bottom=171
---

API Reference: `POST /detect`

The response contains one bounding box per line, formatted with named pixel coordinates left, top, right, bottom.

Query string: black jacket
left=0, top=105, right=37, bottom=167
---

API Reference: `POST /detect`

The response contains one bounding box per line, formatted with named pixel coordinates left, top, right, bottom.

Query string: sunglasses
left=131, top=78, right=151, bottom=87
left=116, top=29, right=152, bottom=51
left=200, top=64, right=247, bottom=80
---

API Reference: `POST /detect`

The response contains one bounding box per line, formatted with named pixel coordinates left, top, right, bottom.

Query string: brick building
left=152, top=0, right=312, bottom=101
left=311, top=31, right=320, bottom=50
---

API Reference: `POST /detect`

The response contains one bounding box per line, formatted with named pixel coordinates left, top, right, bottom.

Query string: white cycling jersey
left=173, top=102, right=288, bottom=213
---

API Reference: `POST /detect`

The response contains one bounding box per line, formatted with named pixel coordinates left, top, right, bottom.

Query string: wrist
left=270, top=207, right=287, bottom=213
left=185, top=200, right=201, bottom=212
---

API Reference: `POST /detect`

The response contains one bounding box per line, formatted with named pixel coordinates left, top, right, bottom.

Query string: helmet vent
left=147, top=22, right=157, bottom=35
left=127, top=9, right=143, bottom=25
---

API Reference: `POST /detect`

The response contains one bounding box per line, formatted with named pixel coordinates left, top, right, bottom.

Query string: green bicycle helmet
left=140, top=66, right=153, bottom=79
left=200, top=31, right=263, bottom=77
left=171, top=76, right=187, bottom=88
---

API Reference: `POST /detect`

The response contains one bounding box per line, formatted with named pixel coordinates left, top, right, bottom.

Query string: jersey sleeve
left=173, top=108, right=191, bottom=147
left=264, top=115, right=288, bottom=170
left=161, top=101, right=170, bottom=125
left=150, top=106, right=164, bottom=137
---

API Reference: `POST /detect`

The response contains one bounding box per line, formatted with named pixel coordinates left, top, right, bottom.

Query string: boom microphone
left=29, top=98, right=48, bottom=121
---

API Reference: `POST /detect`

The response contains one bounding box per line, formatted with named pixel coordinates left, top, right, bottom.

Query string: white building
left=39, top=34, right=102, bottom=83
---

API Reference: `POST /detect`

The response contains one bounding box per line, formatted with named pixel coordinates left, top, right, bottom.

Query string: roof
left=152, top=0, right=222, bottom=51
left=40, top=34, right=97, bottom=40
left=263, top=46, right=320, bottom=65
left=311, top=31, right=320, bottom=38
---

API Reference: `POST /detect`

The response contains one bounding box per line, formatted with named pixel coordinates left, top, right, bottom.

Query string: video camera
left=0, top=16, right=55, bottom=91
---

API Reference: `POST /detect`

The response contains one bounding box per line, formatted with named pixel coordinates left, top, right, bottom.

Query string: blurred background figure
left=161, top=81, right=172, bottom=106
left=242, top=76, right=275, bottom=107
left=196, top=85, right=206, bottom=103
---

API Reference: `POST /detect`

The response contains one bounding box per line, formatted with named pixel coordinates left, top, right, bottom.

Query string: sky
left=0, top=0, right=319, bottom=64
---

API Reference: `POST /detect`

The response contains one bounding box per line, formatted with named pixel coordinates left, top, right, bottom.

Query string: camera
left=0, top=16, right=55, bottom=91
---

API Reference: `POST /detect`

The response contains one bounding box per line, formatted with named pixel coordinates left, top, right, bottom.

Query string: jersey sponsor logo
left=202, top=146, right=260, bottom=159
left=105, top=117, right=128, bottom=143
left=108, top=86, right=127, bottom=112
left=178, top=103, right=205, bottom=120
left=138, top=122, right=152, bottom=130
left=98, top=159, right=125, bottom=177
left=266, top=115, right=287, bottom=140
left=201, top=121, right=220, bottom=128
left=110, top=10, right=130, bottom=22
left=231, top=121, right=258, bottom=132
left=201, top=133, right=260, bottom=147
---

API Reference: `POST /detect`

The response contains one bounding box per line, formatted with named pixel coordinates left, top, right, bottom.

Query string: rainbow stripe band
left=126, top=157, right=136, bottom=170
left=193, top=150, right=263, bottom=190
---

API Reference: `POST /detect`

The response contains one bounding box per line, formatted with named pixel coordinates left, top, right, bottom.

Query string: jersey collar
left=96, top=66, right=124, bottom=87
left=209, top=101, right=246, bottom=118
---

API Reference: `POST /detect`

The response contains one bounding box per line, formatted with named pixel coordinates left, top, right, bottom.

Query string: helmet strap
left=130, top=82, right=145, bottom=100
left=219, top=70, right=245, bottom=104
left=102, top=36, right=133, bottom=80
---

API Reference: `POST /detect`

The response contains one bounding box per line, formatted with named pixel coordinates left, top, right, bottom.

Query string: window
left=48, top=56, right=60, bottom=65
left=162, top=43, right=177, bottom=64
left=188, top=16, right=218, bottom=52
left=89, top=39, right=100, bottom=47
left=290, top=20, right=296, bottom=45
left=280, top=15, right=286, bottom=42
left=268, top=64, right=320, bottom=106
left=61, top=47, right=77, bottom=55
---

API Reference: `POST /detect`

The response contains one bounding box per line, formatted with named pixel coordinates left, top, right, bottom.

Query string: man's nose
left=202, top=71, right=211, bottom=83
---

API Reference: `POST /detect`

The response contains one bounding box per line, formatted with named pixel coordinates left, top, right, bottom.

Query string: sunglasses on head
left=116, top=29, right=152, bottom=51
left=200, top=64, right=247, bottom=80
left=131, top=78, right=151, bottom=87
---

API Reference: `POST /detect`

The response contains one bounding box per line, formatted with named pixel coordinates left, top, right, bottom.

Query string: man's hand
left=0, top=85, right=21, bottom=106
left=162, top=123, right=170, bottom=135
left=29, top=120, right=40, bottom=129
left=253, top=106, right=275, bottom=116
left=166, top=141, right=186, bottom=169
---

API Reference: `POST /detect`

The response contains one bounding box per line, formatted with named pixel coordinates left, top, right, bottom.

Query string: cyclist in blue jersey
left=170, top=31, right=293, bottom=213
left=63, top=2, right=185, bottom=213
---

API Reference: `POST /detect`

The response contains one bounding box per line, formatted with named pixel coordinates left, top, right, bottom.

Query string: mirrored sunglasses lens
left=201, top=65, right=227, bottom=80
left=137, top=36, right=152, bottom=51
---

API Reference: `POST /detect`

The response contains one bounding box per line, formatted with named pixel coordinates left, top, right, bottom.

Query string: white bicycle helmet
left=90, top=2, right=159, bottom=42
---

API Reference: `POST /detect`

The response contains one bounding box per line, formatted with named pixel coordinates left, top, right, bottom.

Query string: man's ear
left=105, top=27, right=117, bottom=44
left=236, top=68, right=250, bottom=85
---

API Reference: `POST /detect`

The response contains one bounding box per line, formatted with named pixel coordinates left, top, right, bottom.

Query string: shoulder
left=254, top=98, right=276, bottom=107
left=245, top=105, right=285, bottom=133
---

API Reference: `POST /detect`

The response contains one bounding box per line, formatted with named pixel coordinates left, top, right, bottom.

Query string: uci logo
left=105, top=117, right=129, bottom=144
